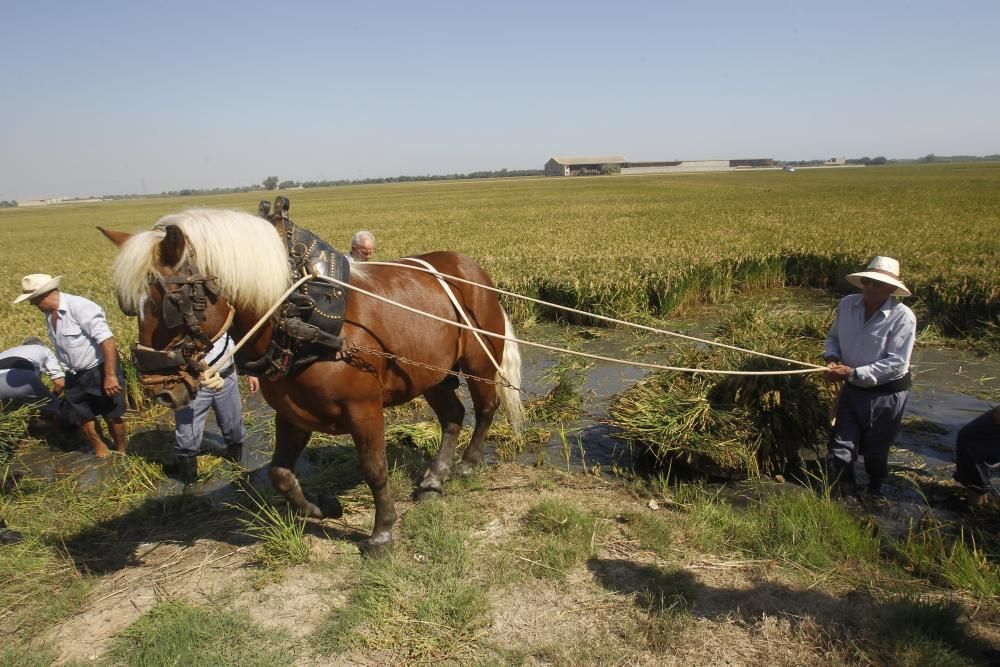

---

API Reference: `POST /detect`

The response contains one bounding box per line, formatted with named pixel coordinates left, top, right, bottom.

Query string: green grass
left=315, top=498, right=492, bottom=661
left=620, top=510, right=674, bottom=559
left=864, top=594, right=975, bottom=666
left=105, top=601, right=293, bottom=667
left=680, top=483, right=881, bottom=572
left=518, top=498, right=599, bottom=579
left=235, top=490, right=311, bottom=569
left=0, top=646, right=60, bottom=667
left=894, top=519, right=1000, bottom=597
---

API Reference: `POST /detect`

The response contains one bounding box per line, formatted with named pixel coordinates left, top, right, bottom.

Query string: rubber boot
left=866, top=477, right=886, bottom=499
left=827, top=457, right=857, bottom=499
left=177, top=456, right=199, bottom=485
left=223, top=443, right=243, bottom=465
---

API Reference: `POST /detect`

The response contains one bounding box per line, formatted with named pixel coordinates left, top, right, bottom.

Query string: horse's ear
left=158, top=225, right=186, bottom=268
left=97, top=226, right=132, bottom=247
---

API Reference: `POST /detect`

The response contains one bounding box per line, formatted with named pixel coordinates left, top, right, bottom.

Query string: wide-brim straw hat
left=846, top=256, right=910, bottom=297
left=12, top=273, right=62, bottom=304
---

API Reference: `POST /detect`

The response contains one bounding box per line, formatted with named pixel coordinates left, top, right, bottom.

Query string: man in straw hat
left=13, top=274, right=127, bottom=458
left=823, top=256, right=916, bottom=499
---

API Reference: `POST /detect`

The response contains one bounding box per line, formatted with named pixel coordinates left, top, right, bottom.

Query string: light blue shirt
left=824, top=294, right=916, bottom=388
left=0, top=343, right=64, bottom=380
left=46, top=292, right=115, bottom=372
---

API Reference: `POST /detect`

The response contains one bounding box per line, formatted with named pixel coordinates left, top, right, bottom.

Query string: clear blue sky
left=3, top=1, right=998, bottom=200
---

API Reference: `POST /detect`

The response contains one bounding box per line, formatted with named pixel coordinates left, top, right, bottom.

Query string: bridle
left=129, top=259, right=235, bottom=398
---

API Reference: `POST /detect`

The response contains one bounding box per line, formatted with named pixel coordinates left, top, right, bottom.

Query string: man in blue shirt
left=13, top=274, right=127, bottom=457
left=823, top=256, right=917, bottom=498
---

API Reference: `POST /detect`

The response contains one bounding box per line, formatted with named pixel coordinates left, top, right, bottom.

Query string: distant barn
left=545, top=156, right=626, bottom=177
left=545, top=155, right=774, bottom=176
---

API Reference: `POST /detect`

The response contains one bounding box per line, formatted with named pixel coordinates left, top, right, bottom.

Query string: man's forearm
left=100, top=338, right=118, bottom=375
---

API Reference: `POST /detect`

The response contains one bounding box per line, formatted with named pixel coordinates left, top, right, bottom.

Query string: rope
left=205, top=274, right=311, bottom=375
left=366, top=260, right=824, bottom=370
left=401, top=257, right=504, bottom=376
left=200, top=262, right=826, bottom=382
left=316, top=274, right=823, bottom=376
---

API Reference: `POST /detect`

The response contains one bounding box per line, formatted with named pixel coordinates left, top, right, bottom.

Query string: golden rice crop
left=0, top=162, right=997, bottom=354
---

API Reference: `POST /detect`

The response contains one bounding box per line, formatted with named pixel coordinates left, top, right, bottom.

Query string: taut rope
left=367, top=260, right=824, bottom=370
left=204, top=264, right=826, bottom=382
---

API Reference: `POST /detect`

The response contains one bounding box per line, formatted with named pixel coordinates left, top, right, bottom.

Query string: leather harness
left=129, top=207, right=351, bottom=394
left=239, top=215, right=351, bottom=379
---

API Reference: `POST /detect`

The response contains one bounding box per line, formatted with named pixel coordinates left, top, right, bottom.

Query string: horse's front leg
left=268, top=414, right=342, bottom=520
left=349, top=405, right=395, bottom=558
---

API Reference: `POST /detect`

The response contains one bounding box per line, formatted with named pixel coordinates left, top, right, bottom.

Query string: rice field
left=3, top=163, right=1000, bottom=665
left=1, top=162, right=998, bottom=353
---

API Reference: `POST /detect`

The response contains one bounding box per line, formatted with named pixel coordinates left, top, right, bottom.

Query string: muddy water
left=10, top=289, right=998, bottom=501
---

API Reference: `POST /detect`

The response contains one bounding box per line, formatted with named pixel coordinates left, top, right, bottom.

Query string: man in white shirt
left=349, top=230, right=375, bottom=262
left=13, top=274, right=127, bottom=458
left=173, top=333, right=259, bottom=484
left=823, top=256, right=916, bottom=498
left=0, top=336, right=64, bottom=419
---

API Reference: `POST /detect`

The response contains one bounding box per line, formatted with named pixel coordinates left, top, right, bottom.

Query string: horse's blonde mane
left=112, top=209, right=290, bottom=315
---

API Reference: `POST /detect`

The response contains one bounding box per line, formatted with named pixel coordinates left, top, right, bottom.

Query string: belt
left=850, top=372, right=912, bottom=394
left=65, top=362, right=100, bottom=378
left=219, top=366, right=235, bottom=379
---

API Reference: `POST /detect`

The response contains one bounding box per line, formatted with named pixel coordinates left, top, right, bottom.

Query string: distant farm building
left=545, top=156, right=774, bottom=176
left=545, top=156, right=627, bottom=177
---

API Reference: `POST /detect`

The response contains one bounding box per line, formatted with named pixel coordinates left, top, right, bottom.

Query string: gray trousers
left=173, top=371, right=246, bottom=457
left=827, top=383, right=909, bottom=482
left=0, top=369, right=59, bottom=418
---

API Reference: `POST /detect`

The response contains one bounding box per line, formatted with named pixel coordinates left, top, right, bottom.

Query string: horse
left=100, top=208, right=523, bottom=557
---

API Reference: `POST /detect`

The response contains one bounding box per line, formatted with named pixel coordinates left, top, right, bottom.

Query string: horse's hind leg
left=454, top=378, right=498, bottom=477
left=416, top=383, right=465, bottom=500
left=268, top=414, right=342, bottom=520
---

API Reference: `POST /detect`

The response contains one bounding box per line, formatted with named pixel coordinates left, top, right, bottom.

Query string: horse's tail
left=497, top=309, right=524, bottom=434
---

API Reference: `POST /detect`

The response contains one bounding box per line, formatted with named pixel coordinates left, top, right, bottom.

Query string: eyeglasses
left=860, top=277, right=887, bottom=287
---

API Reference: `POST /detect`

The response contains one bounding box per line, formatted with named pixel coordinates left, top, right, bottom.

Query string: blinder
left=129, top=257, right=233, bottom=403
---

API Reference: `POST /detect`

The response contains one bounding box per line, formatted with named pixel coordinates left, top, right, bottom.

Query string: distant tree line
left=0, top=200, right=17, bottom=208
left=94, top=168, right=545, bottom=200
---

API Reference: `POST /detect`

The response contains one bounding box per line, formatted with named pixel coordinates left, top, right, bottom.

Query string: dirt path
left=34, top=464, right=1000, bottom=665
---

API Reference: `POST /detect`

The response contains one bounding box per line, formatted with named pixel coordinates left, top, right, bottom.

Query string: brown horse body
left=103, top=209, right=522, bottom=556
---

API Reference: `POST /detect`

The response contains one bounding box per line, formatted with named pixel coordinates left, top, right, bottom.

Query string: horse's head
left=100, top=224, right=235, bottom=410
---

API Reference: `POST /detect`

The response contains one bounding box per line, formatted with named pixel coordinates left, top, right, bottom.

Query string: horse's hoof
left=414, top=486, right=443, bottom=502
left=359, top=537, right=393, bottom=559
left=454, top=461, right=478, bottom=478
left=318, top=494, right=344, bottom=519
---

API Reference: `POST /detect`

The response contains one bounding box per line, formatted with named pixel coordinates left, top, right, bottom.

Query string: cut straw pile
left=608, top=305, right=835, bottom=478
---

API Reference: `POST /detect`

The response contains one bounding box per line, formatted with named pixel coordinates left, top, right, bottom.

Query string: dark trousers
left=953, top=408, right=1000, bottom=494
left=827, top=384, right=909, bottom=485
